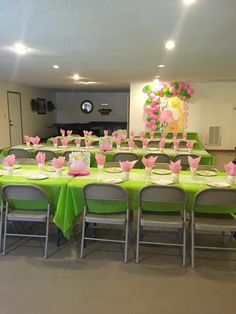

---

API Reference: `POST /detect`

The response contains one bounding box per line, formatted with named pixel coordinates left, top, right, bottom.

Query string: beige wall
left=0, top=80, right=56, bottom=149
left=130, top=82, right=236, bottom=150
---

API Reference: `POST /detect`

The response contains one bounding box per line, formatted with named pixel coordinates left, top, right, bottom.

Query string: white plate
left=152, top=169, right=171, bottom=175
left=147, top=148, right=158, bottom=151
left=45, top=166, right=65, bottom=172
left=101, top=178, right=123, bottom=184
left=2, top=165, right=21, bottom=170
left=150, top=179, right=174, bottom=185
left=33, top=144, right=44, bottom=147
left=105, top=167, right=122, bottom=173
left=197, top=170, right=217, bottom=177
left=207, top=182, right=231, bottom=188
left=26, top=174, right=48, bottom=180
left=58, top=145, right=70, bottom=148
left=177, top=148, right=189, bottom=152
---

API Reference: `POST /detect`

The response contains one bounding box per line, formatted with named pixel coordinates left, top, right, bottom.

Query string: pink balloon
left=152, top=125, right=158, bottom=131
left=182, top=96, right=187, bottom=101
left=185, top=83, right=189, bottom=89
left=179, top=83, right=185, bottom=89
left=166, top=82, right=172, bottom=88
left=150, top=119, right=155, bottom=126
left=187, top=88, right=193, bottom=95
left=176, top=88, right=182, bottom=94
left=145, top=105, right=151, bottom=113
left=170, top=87, right=176, bottom=94
left=156, top=105, right=160, bottom=110
left=157, top=84, right=164, bottom=92
left=149, top=92, right=155, bottom=98
left=146, top=122, right=151, bottom=128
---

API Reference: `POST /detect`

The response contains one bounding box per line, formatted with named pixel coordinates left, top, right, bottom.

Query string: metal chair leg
left=191, top=212, right=195, bottom=269
left=136, top=210, right=140, bottom=263
left=44, top=209, right=50, bottom=258
left=80, top=211, right=86, bottom=258
left=183, top=223, right=186, bottom=266
left=124, top=210, right=129, bottom=263
left=2, top=206, right=8, bottom=256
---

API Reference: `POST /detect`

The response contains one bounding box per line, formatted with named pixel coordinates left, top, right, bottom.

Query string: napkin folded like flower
left=61, top=138, right=69, bottom=146
left=60, top=129, right=65, bottom=136
left=85, top=140, right=91, bottom=147
left=52, top=156, right=65, bottom=169
left=84, top=130, right=93, bottom=137
left=112, top=131, right=117, bottom=138
left=75, top=138, right=81, bottom=145
left=173, top=139, right=180, bottom=147
left=4, top=154, right=15, bottom=167
left=35, top=152, right=45, bottom=165
left=142, top=156, right=157, bottom=168
left=159, top=140, right=165, bottom=149
left=51, top=137, right=58, bottom=144
left=67, top=130, right=72, bottom=136
left=173, top=131, right=178, bottom=138
left=161, top=131, right=168, bottom=138
left=186, top=140, right=194, bottom=149
left=115, top=137, right=122, bottom=145
left=141, top=138, right=149, bottom=147
left=169, top=160, right=182, bottom=174
left=139, top=131, right=146, bottom=138
left=182, top=132, right=187, bottom=140
left=99, top=142, right=112, bottom=151
left=30, top=136, right=40, bottom=145
left=24, top=135, right=31, bottom=143
left=119, top=160, right=137, bottom=172
left=188, top=156, right=201, bottom=169
left=224, top=161, right=236, bottom=176
left=150, top=131, right=154, bottom=139
left=104, top=130, right=108, bottom=137
left=128, top=139, right=135, bottom=148
left=95, top=153, right=106, bottom=166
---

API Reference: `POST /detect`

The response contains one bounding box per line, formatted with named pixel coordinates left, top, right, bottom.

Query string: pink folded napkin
left=161, top=131, right=168, bottom=138
left=51, top=137, right=58, bottom=144
left=85, top=140, right=91, bottom=147
left=141, top=138, right=149, bottom=147
left=173, top=131, right=178, bottom=138
left=173, top=139, right=180, bottom=147
left=99, top=142, right=112, bottom=151
left=119, top=160, right=137, bottom=172
left=159, top=140, right=165, bottom=149
left=186, top=140, right=194, bottom=149
left=128, top=139, right=135, bottom=149
left=60, top=129, right=65, bottom=136
left=112, top=131, right=117, bottom=138
left=75, top=138, right=81, bottom=145
left=61, top=138, right=69, bottom=146
left=182, top=132, right=187, bottom=140
left=52, top=156, right=65, bottom=169
left=224, top=162, right=236, bottom=176
left=3, top=154, right=15, bottom=167
left=95, top=153, right=106, bottom=166
left=67, top=130, right=73, bottom=136
left=24, top=135, right=31, bottom=143
left=139, top=131, right=146, bottom=138
left=83, top=130, right=92, bottom=137
left=30, top=136, right=40, bottom=145
left=188, top=156, right=201, bottom=169
left=104, top=130, right=109, bottom=137
left=35, top=152, right=45, bottom=165
left=142, top=156, right=157, bottom=168
left=115, top=137, right=122, bottom=145
left=169, top=160, right=182, bottom=174
left=150, top=131, right=154, bottom=139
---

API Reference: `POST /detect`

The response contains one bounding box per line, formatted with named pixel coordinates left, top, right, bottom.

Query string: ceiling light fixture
left=79, top=81, right=95, bottom=85
left=73, top=74, right=80, bottom=80
left=157, top=64, right=165, bottom=68
left=155, top=75, right=160, bottom=78
left=11, top=43, right=29, bottom=55
left=182, top=0, right=196, bottom=5
left=165, top=40, right=175, bottom=50
left=52, top=64, right=60, bottom=69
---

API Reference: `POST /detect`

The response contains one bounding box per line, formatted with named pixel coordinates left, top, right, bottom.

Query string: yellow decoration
left=167, top=97, right=184, bottom=131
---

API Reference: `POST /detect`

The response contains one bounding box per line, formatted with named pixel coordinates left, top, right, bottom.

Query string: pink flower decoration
left=35, top=152, right=45, bottom=165
left=225, top=162, right=236, bottom=176
left=60, top=129, right=65, bottom=136
left=119, top=160, right=137, bottom=172
left=188, top=156, right=201, bottom=169
left=61, top=138, right=69, bottom=146
left=67, top=130, right=73, bottom=136
left=95, top=154, right=106, bottom=166
left=3, top=154, right=15, bottom=167
left=24, top=135, right=31, bottom=143
left=52, top=156, right=65, bottom=169
left=169, top=160, right=182, bottom=174
left=142, top=156, right=157, bottom=168
left=51, top=137, right=58, bottom=144
left=186, top=141, right=194, bottom=149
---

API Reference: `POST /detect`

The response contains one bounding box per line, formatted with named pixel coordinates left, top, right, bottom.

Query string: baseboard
left=206, top=149, right=235, bottom=152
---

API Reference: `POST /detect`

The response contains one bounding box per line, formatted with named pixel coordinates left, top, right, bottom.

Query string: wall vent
left=207, top=126, right=221, bottom=146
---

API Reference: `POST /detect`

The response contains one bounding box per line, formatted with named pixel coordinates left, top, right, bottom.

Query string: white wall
left=130, top=82, right=236, bottom=150
left=0, top=80, right=56, bottom=149
left=56, top=92, right=129, bottom=123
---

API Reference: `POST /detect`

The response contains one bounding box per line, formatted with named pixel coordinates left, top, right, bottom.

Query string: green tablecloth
left=54, top=169, right=234, bottom=239
left=1, top=145, right=213, bottom=169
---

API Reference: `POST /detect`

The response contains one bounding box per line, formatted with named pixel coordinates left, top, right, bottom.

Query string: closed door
left=7, top=91, right=23, bottom=146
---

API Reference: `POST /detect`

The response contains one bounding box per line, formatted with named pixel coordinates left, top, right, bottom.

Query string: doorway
left=7, top=91, right=23, bottom=146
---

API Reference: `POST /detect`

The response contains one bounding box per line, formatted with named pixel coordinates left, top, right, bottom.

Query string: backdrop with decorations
left=144, top=82, right=193, bottom=132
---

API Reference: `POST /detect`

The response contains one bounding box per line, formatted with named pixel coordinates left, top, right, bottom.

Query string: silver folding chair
left=191, top=188, right=236, bottom=268
left=15, top=158, right=37, bottom=165
left=133, top=140, right=142, bottom=148
left=136, top=185, right=187, bottom=265
left=113, top=152, right=138, bottom=162
left=173, top=154, right=199, bottom=170
left=63, top=150, right=76, bottom=161
left=35, top=149, right=58, bottom=161
left=147, top=140, right=161, bottom=148
left=1, top=184, right=51, bottom=258
left=80, top=183, right=130, bottom=262
left=153, top=163, right=170, bottom=170
left=145, top=153, right=170, bottom=164
left=8, top=148, right=32, bottom=158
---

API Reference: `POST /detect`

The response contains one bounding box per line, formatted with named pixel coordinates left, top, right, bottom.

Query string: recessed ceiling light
left=165, top=40, right=175, bottom=50
left=11, top=43, right=29, bottom=55
left=157, top=64, right=165, bottom=68
left=182, top=0, right=196, bottom=5
left=73, top=74, right=80, bottom=80
left=52, top=64, right=60, bottom=69
left=155, top=75, right=160, bottom=78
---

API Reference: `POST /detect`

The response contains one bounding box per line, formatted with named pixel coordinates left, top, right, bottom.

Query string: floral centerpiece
left=68, top=151, right=90, bottom=176
left=99, top=137, right=112, bottom=151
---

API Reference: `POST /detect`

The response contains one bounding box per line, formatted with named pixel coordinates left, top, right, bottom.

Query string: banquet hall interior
left=0, top=1, right=236, bottom=313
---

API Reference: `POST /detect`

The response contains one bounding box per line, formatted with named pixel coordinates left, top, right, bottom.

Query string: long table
left=1, top=144, right=213, bottom=169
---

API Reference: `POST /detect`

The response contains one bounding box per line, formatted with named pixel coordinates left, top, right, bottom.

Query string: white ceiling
left=0, top=0, right=236, bottom=91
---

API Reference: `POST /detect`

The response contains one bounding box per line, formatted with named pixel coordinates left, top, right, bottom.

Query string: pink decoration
left=75, top=138, right=81, bottom=145
left=85, top=140, right=91, bottom=148
left=112, top=131, right=117, bottom=138
left=159, top=140, right=165, bottom=149
left=52, top=157, right=65, bottom=169
left=128, top=140, right=135, bottom=149
left=3, top=154, right=15, bottom=167
left=95, top=154, right=106, bottom=166
left=51, top=137, right=58, bottom=144
left=225, top=162, right=236, bottom=176
left=186, top=141, right=194, bottom=149
left=24, top=135, right=31, bottom=143
left=169, top=160, right=182, bottom=174
left=60, top=129, right=65, bottom=136
left=119, top=160, right=137, bottom=172
left=142, top=156, right=157, bottom=168
left=35, top=152, right=45, bottom=165
left=182, top=132, right=187, bottom=140
left=159, top=110, right=174, bottom=122
left=30, top=136, right=40, bottom=145
left=188, top=156, right=201, bottom=169
left=61, top=138, right=69, bottom=146
left=150, top=131, right=154, bottom=139
left=141, top=138, right=149, bottom=147
left=115, top=137, right=122, bottom=145
left=104, top=130, right=108, bottom=137
left=152, top=125, right=158, bottom=130
left=99, top=142, right=112, bottom=151
left=161, top=131, right=168, bottom=138
left=67, top=130, right=73, bottom=136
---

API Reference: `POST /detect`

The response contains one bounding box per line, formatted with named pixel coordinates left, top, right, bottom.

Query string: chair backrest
left=153, top=162, right=170, bottom=170
left=139, top=185, right=187, bottom=213
left=191, top=164, right=219, bottom=172
left=147, top=140, right=160, bottom=148
left=192, top=188, right=236, bottom=214
left=83, top=183, right=128, bottom=214
left=8, top=149, right=31, bottom=158
left=173, top=154, right=199, bottom=165
left=63, top=150, right=76, bottom=161
left=145, top=153, right=170, bottom=163
left=1, top=184, right=49, bottom=210
left=15, top=158, right=37, bottom=165
left=91, top=140, right=99, bottom=147
left=104, top=162, right=120, bottom=168
left=35, top=150, right=58, bottom=161
left=133, top=140, right=142, bottom=148
left=113, top=152, right=139, bottom=162
left=170, top=140, right=187, bottom=148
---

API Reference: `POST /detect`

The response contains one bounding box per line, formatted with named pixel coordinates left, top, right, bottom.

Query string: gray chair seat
left=86, top=213, right=126, bottom=225
left=7, top=210, right=48, bottom=222
left=141, top=213, right=183, bottom=228
left=194, top=217, right=236, bottom=232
